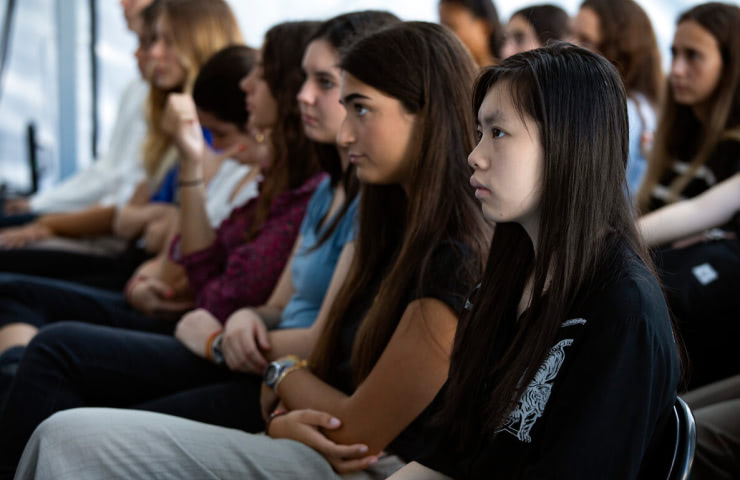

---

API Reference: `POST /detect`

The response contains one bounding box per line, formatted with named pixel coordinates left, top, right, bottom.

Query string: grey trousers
left=14, top=408, right=405, bottom=480
left=683, top=374, right=740, bottom=480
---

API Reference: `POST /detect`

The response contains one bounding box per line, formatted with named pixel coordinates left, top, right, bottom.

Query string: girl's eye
left=491, top=128, right=505, bottom=139
left=475, top=130, right=483, bottom=141
left=354, top=104, right=368, bottom=116
left=318, top=78, right=335, bottom=90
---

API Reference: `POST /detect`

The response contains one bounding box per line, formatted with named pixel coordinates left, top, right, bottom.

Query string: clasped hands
left=173, top=308, right=380, bottom=473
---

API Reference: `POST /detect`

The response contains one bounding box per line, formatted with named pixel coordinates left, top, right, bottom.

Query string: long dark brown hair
left=440, top=43, right=654, bottom=449
left=192, top=45, right=256, bottom=130
left=513, top=4, right=571, bottom=45
left=247, top=21, right=321, bottom=240
left=580, top=0, right=662, bottom=106
left=440, top=0, right=504, bottom=60
left=307, top=11, right=400, bottom=249
left=637, top=2, right=740, bottom=212
left=310, top=22, right=490, bottom=385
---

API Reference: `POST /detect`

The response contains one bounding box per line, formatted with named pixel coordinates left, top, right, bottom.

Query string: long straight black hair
left=440, top=43, right=654, bottom=449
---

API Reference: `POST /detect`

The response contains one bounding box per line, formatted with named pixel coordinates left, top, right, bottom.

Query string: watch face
left=265, top=364, right=280, bottom=385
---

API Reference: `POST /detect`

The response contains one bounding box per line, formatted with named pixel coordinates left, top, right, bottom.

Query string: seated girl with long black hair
left=391, top=43, right=681, bottom=479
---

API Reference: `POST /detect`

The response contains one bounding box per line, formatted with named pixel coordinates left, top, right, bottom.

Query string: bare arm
left=113, top=203, right=179, bottom=240
left=160, top=93, right=219, bottom=254
left=276, top=297, right=457, bottom=455
left=266, top=242, right=355, bottom=360
left=35, top=205, right=116, bottom=237
left=639, top=173, right=740, bottom=246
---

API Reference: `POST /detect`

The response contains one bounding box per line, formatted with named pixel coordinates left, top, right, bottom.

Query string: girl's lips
left=348, top=153, right=364, bottom=164
left=302, top=114, right=318, bottom=126
left=470, top=176, right=491, bottom=197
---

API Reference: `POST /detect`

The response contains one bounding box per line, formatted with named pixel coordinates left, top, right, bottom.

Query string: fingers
left=330, top=455, right=379, bottom=474
left=154, top=298, right=195, bottom=312
left=223, top=318, right=269, bottom=373
left=254, top=320, right=271, bottom=351
left=146, top=278, right=174, bottom=299
left=287, top=411, right=373, bottom=465
left=238, top=330, right=268, bottom=372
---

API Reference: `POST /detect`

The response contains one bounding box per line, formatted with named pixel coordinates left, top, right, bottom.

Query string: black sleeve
left=519, top=277, right=680, bottom=479
left=709, top=139, right=740, bottom=180
left=417, top=241, right=475, bottom=314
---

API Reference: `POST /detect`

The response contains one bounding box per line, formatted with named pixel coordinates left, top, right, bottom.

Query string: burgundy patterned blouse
left=171, top=173, right=325, bottom=322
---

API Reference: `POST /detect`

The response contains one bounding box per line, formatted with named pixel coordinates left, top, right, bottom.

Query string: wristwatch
left=210, top=333, right=225, bottom=365
left=264, top=355, right=309, bottom=392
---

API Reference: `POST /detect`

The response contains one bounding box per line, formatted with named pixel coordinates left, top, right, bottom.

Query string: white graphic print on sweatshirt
left=497, top=318, right=586, bottom=443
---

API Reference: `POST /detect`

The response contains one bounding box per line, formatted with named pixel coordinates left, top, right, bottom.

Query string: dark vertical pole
left=26, top=122, right=38, bottom=194
left=89, top=0, right=98, bottom=159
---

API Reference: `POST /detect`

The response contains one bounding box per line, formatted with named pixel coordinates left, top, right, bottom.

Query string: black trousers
left=0, top=246, right=149, bottom=291
left=654, top=238, right=740, bottom=389
left=0, top=321, right=265, bottom=478
left=0, top=273, right=173, bottom=332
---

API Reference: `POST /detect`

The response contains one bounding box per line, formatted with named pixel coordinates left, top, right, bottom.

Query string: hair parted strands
left=246, top=21, right=321, bottom=241
left=310, top=22, right=490, bottom=386
left=308, top=10, right=400, bottom=249
left=513, top=4, right=571, bottom=46
left=142, top=0, right=243, bottom=185
left=439, top=43, right=659, bottom=450
left=581, top=0, right=663, bottom=107
left=193, top=45, right=256, bottom=130
left=440, top=0, right=504, bottom=60
left=637, top=2, right=740, bottom=211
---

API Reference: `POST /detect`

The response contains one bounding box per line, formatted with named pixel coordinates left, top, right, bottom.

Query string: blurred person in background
left=500, top=4, right=571, bottom=59
left=574, top=0, right=662, bottom=196
left=439, top=0, right=503, bottom=66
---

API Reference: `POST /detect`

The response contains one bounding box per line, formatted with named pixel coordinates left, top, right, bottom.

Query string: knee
left=23, top=322, right=91, bottom=368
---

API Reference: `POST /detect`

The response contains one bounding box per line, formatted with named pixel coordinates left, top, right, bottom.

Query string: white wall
left=2, top=0, right=739, bottom=192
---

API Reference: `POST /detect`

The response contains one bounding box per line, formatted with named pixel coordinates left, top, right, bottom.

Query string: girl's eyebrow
left=340, top=92, right=371, bottom=105
left=478, top=110, right=505, bottom=127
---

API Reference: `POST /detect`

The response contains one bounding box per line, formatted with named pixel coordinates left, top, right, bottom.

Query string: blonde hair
left=142, top=0, right=243, bottom=187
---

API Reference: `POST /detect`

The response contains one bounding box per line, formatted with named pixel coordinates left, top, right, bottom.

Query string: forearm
left=114, top=204, right=178, bottom=239
left=253, top=305, right=284, bottom=329
left=277, top=299, right=457, bottom=453
left=639, top=174, right=740, bottom=246
left=267, top=327, right=315, bottom=360
left=36, top=205, right=115, bottom=237
left=277, top=369, right=351, bottom=423
left=178, top=162, right=216, bottom=254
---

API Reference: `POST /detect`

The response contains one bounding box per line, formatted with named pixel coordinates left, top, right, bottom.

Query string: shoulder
left=306, top=176, right=333, bottom=211
left=275, top=173, right=328, bottom=212
left=577, top=250, right=670, bottom=345
left=419, top=240, right=479, bottom=315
